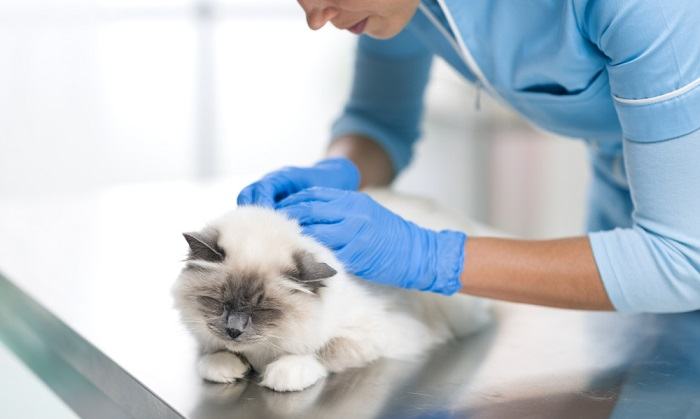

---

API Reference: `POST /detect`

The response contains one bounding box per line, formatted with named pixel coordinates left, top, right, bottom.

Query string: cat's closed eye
left=197, top=296, right=224, bottom=314
left=252, top=292, right=264, bottom=306
left=254, top=306, right=278, bottom=313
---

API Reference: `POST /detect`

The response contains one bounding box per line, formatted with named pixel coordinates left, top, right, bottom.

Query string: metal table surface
left=1, top=180, right=699, bottom=419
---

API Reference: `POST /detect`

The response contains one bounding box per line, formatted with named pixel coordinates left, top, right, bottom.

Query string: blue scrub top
left=331, top=0, right=700, bottom=313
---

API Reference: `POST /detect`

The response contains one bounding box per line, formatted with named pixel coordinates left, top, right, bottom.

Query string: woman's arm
left=277, top=183, right=619, bottom=308
left=585, top=131, right=700, bottom=313
left=465, top=1, right=700, bottom=312
left=329, top=28, right=433, bottom=183
left=321, top=131, right=700, bottom=313
left=462, top=237, right=613, bottom=310
left=326, top=133, right=613, bottom=310
left=327, top=134, right=394, bottom=188
left=463, top=128, right=700, bottom=313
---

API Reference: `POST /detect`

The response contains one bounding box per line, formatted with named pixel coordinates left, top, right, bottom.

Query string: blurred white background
left=0, top=0, right=590, bottom=239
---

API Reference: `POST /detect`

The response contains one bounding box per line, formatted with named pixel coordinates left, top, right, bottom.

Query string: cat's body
left=173, top=190, right=491, bottom=392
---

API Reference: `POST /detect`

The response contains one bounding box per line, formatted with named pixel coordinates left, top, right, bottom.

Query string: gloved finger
left=276, top=187, right=346, bottom=209
left=278, top=201, right=343, bottom=226
left=237, top=182, right=275, bottom=207
left=255, top=181, right=280, bottom=207
left=262, top=172, right=299, bottom=203
left=333, top=217, right=371, bottom=258
left=301, top=222, right=350, bottom=250
left=236, top=183, right=257, bottom=206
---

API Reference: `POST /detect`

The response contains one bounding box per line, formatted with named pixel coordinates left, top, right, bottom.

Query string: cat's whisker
left=263, top=333, right=305, bottom=345
left=259, top=339, right=286, bottom=353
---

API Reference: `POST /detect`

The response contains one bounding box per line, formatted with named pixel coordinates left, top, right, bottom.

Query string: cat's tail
left=437, top=293, right=492, bottom=338
left=407, top=291, right=493, bottom=340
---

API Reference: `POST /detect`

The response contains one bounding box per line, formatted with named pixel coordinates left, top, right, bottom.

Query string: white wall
left=0, top=0, right=591, bottom=238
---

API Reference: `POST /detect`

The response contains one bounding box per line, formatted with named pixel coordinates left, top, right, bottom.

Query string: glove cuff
left=428, top=230, right=467, bottom=295
left=314, top=158, right=361, bottom=190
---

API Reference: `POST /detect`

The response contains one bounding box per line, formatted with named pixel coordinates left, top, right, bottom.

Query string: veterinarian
left=238, top=0, right=700, bottom=313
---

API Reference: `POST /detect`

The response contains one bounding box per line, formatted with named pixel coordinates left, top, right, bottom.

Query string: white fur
left=198, top=351, right=250, bottom=384
left=260, top=354, right=328, bottom=392
left=173, top=190, right=492, bottom=392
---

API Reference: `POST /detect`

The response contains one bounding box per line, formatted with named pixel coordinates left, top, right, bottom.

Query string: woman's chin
left=365, top=24, right=404, bottom=40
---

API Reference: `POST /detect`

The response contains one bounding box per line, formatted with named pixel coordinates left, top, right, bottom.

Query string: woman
left=238, top=0, right=700, bottom=313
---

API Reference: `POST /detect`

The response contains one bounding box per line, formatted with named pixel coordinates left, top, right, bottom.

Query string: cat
left=172, top=190, right=492, bottom=392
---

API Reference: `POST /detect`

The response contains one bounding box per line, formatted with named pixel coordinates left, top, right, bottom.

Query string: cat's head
left=172, top=207, right=339, bottom=351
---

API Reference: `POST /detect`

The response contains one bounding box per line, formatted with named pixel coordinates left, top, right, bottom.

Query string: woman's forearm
left=327, top=137, right=613, bottom=310
left=326, top=135, right=395, bottom=188
left=461, top=236, right=614, bottom=310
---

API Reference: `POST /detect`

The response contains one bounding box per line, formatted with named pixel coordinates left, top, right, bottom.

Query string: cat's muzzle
left=225, top=312, right=251, bottom=340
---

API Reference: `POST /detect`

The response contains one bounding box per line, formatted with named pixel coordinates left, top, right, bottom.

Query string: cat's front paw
left=198, top=351, right=250, bottom=384
left=260, top=354, right=327, bottom=392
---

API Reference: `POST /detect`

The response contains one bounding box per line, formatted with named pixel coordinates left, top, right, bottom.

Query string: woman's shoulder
left=574, top=0, right=699, bottom=42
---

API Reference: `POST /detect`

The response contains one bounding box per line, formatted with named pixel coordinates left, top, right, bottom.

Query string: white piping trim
left=434, top=0, right=497, bottom=96
left=613, top=75, right=700, bottom=106
left=418, top=3, right=465, bottom=63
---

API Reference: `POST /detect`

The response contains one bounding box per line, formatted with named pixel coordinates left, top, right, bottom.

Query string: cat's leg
left=198, top=351, right=250, bottom=384
left=317, top=336, right=380, bottom=373
left=260, top=354, right=327, bottom=392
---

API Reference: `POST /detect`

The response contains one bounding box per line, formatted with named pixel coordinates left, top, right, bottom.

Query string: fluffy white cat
left=172, top=190, right=491, bottom=392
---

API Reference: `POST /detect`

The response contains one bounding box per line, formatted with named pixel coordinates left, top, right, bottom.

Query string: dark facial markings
left=196, top=295, right=224, bottom=315
left=196, top=272, right=284, bottom=340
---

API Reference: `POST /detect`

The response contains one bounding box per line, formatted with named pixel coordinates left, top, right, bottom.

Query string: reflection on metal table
left=1, top=180, right=699, bottom=419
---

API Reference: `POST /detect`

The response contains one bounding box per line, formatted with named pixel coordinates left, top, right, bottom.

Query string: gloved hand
left=237, top=158, right=360, bottom=207
left=277, top=187, right=466, bottom=295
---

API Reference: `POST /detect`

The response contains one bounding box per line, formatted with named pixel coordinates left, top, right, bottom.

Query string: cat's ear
left=183, top=229, right=225, bottom=263
left=289, top=251, right=337, bottom=293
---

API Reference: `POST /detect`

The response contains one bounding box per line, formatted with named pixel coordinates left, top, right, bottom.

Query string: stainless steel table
left=1, top=180, right=699, bottom=419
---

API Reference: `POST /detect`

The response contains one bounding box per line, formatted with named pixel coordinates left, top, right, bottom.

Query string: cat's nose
left=225, top=312, right=250, bottom=340
left=225, top=327, right=243, bottom=339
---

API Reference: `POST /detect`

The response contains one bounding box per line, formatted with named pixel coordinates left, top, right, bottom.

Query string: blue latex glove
left=277, top=187, right=466, bottom=295
left=237, top=158, right=360, bottom=207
